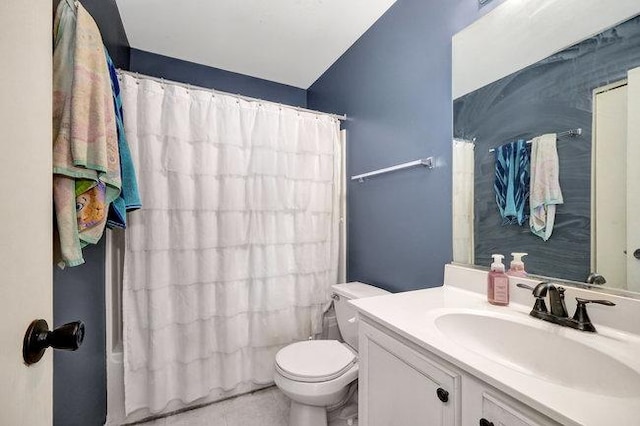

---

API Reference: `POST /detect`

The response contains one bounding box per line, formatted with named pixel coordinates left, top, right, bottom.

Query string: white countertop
left=349, top=264, right=640, bottom=426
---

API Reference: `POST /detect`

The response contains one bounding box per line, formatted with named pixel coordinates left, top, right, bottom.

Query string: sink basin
left=435, top=311, right=640, bottom=397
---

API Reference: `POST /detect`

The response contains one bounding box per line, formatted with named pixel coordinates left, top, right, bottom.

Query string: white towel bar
left=351, top=157, right=434, bottom=182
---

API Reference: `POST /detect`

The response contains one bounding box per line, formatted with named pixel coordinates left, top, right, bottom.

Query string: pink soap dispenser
left=507, top=252, right=528, bottom=278
left=487, top=254, right=509, bottom=306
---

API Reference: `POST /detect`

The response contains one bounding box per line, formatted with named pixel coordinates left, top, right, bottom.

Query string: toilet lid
left=275, top=340, right=356, bottom=383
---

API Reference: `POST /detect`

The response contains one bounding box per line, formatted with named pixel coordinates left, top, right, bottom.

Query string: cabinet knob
left=436, top=387, right=449, bottom=403
left=479, top=419, right=494, bottom=426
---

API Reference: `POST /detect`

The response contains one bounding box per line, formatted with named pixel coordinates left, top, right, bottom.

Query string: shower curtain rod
left=116, top=69, right=347, bottom=122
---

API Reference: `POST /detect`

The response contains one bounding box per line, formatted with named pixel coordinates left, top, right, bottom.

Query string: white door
left=0, top=1, right=53, bottom=425
left=593, top=83, right=628, bottom=289
left=593, top=67, right=640, bottom=291
left=627, top=67, right=640, bottom=291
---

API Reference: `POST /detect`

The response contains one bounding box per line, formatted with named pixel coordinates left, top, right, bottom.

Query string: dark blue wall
left=307, top=0, right=504, bottom=292
left=129, top=49, right=307, bottom=107
left=53, top=241, right=108, bottom=426
left=53, top=1, right=129, bottom=425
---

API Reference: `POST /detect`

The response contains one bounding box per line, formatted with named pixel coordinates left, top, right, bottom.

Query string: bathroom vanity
left=350, top=264, right=640, bottom=426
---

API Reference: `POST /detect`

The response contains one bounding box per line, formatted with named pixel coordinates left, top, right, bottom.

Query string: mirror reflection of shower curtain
left=119, top=73, right=341, bottom=415
left=452, top=140, right=475, bottom=264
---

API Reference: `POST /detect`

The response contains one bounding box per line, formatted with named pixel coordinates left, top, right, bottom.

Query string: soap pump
left=507, top=252, right=528, bottom=278
left=487, top=254, right=509, bottom=306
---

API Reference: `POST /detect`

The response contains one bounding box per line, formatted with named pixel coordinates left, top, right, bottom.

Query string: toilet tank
left=331, top=282, right=390, bottom=351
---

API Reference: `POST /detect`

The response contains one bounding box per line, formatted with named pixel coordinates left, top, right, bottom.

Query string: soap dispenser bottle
left=488, top=254, right=509, bottom=306
left=507, top=252, right=528, bottom=278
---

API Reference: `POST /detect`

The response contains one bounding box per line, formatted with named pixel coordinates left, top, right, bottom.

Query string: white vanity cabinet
left=351, top=265, right=640, bottom=425
left=358, top=317, right=559, bottom=426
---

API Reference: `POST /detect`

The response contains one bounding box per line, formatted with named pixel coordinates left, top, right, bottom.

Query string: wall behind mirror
left=453, top=7, right=640, bottom=290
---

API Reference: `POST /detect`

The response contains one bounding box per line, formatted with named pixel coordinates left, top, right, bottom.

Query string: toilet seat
left=275, top=340, right=356, bottom=383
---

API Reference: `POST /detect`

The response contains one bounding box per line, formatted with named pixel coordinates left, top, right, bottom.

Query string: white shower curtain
left=452, top=139, right=475, bottom=264
left=119, top=73, right=341, bottom=415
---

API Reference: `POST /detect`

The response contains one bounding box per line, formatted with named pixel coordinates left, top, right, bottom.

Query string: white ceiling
left=115, top=0, right=397, bottom=89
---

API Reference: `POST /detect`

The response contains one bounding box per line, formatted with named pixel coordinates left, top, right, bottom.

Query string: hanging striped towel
left=494, top=139, right=530, bottom=225
left=106, top=52, right=142, bottom=229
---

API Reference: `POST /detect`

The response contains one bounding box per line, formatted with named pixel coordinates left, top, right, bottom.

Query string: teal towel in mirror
left=494, top=139, right=530, bottom=225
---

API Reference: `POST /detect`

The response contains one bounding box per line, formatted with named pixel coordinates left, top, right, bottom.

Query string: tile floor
left=141, top=387, right=288, bottom=426
left=141, top=386, right=357, bottom=426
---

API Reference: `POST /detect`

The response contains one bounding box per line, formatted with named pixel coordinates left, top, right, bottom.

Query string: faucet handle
left=571, top=297, right=616, bottom=332
left=575, top=297, right=616, bottom=306
left=516, top=283, right=534, bottom=291
left=586, top=273, right=607, bottom=285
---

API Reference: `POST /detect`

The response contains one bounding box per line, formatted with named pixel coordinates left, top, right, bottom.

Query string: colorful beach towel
left=53, top=0, right=121, bottom=266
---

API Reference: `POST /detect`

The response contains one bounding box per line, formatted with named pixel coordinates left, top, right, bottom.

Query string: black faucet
left=531, top=281, right=568, bottom=317
left=517, top=282, right=615, bottom=332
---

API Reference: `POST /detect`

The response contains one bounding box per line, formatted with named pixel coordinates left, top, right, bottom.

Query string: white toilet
left=274, top=282, right=390, bottom=426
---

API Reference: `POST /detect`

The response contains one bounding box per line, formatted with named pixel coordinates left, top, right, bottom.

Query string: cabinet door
left=359, top=320, right=459, bottom=426
left=463, top=374, right=559, bottom=426
left=480, top=393, right=546, bottom=426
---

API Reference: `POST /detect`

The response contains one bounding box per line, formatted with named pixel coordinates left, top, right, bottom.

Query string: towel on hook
left=494, top=139, right=530, bottom=225
left=106, top=52, right=142, bottom=229
left=529, top=133, right=563, bottom=241
left=52, top=0, right=121, bottom=267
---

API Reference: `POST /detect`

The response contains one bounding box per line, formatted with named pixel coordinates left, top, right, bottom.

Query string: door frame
left=590, top=79, right=628, bottom=281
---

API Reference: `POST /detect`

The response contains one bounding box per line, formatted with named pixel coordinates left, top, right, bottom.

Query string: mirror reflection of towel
left=530, top=133, right=563, bottom=241
left=494, top=139, right=530, bottom=225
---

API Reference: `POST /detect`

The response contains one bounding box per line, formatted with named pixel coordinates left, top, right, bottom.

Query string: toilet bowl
left=274, top=282, right=390, bottom=426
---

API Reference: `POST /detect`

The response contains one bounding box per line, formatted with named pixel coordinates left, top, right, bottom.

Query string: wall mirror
left=452, top=0, right=640, bottom=296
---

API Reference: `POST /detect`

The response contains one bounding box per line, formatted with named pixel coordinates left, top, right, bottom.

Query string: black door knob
left=634, top=249, right=640, bottom=260
left=436, top=387, right=449, bottom=403
left=23, top=319, right=85, bottom=365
